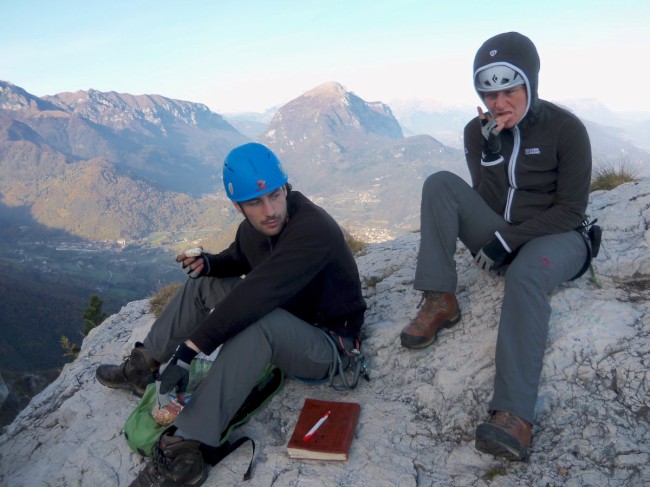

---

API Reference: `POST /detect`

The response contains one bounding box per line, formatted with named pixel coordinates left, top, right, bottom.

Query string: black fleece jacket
left=189, top=191, right=366, bottom=355
left=464, top=32, right=592, bottom=252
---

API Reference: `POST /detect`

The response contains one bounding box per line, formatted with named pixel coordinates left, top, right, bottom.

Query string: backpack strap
left=196, top=365, right=283, bottom=480
left=200, top=437, right=255, bottom=481
left=217, top=365, right=284, bottom=444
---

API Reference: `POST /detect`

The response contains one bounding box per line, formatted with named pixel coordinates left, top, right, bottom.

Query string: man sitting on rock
left=96, top=142, right=367, bottom=486
left=400, top=32, right=594, bottom=461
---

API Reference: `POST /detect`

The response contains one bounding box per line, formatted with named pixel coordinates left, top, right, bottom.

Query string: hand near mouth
left=477, top=106, right=508, bottom=133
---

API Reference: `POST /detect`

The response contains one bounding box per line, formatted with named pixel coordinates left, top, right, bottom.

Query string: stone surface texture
left=1, top=180, right=648, bottom=486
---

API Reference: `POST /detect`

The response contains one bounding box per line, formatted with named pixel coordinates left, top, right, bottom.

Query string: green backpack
left=123, top=381, right=167, bottom=457
left=124, top=362, right=284, bottom=479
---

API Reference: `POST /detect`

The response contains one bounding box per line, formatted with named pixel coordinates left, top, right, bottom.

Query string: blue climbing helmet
left=222, top=143, right=289, bottom=202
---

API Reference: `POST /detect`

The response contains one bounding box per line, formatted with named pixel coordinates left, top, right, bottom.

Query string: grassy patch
left=344, top=230, right=367, bottom=256
left=365, top=276, right=382, bottom=288
left=149, top=282, right=183, bottom=317
left=482, top=466, right=508, bottom=481
left=591, top=157, right=639, bottom=191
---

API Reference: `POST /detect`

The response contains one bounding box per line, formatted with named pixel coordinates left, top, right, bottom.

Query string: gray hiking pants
left=414, top=171, right=587, bottom=424
left=143, top=276, right=335, bottom=446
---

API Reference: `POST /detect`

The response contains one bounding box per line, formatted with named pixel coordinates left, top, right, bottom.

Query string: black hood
left=473, top=32, right=541, bottom=122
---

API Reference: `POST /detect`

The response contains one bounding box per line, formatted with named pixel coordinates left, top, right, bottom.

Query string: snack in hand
left=184, top=247, right=203, bottom=257
left=152, top=399, right=184, bottom=426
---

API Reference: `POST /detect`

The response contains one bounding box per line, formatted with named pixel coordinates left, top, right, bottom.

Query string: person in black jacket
left=400, top=32, right=593, bottom=461
left=96, top=142, right=367, bottom=486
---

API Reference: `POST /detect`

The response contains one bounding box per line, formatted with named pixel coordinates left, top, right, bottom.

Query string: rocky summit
left=0, top=180, right=648, bottom=487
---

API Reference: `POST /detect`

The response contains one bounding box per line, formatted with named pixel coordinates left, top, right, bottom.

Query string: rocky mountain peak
left=303, top=81, right=349, bottom=100
left=0, top=80, right=65, bottom=114
left=261, top=81, right=402, bottom=151
left=251, top=82, right=462, bottom=235
left=1, top=179, right=648, bottom=486
left=257, top=81, right=407, bottom=197
left=44, top=89, right=236, bottom=133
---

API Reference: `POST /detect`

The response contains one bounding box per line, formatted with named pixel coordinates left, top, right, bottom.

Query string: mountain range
left=3, top=79, right=650, bottom=244
left=1, top=78, right=649, bottom=417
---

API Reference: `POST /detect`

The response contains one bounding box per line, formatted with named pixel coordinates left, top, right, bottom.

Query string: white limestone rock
left=0, top=180, right=649, bottom=486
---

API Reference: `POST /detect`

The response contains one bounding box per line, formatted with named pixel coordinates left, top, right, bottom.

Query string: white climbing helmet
left=475, top=64, right=525, bottom=92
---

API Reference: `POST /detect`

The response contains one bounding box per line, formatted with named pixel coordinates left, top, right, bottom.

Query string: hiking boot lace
left=418, top=291, right=441, bottom=308
left=119, top=356, right=131, bottom=379
left=418, top=291, right=444, bottom=312
left=152, top=444, right=173, bottom=474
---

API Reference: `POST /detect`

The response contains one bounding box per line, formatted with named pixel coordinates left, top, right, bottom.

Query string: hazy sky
left=2, top=0, right=649, bottom=114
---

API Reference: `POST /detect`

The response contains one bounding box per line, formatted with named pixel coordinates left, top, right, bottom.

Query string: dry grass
left=344, top=230, right=367, bottom=256
left=591, top=157, right=640, bottom=191
left=149, top=282, right=182, bottom=317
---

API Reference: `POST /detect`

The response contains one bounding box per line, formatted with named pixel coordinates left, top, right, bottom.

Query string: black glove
left=479, top=116, right=502, bottom=162
left=475, top=238, right=509, bottom=271
left=159, top=343, right=198, bottom=395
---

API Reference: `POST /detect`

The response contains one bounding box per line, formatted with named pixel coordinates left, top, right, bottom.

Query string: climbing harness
left=324, top=331, right=371, bottom=392
left=572, top=218, right=602, bottom=280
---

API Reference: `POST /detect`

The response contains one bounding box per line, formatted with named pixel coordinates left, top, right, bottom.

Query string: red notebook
left=287, top=398, right=361, bottom=461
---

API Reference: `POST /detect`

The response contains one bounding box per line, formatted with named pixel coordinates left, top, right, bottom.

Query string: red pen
left=303, top=410, right=330, bottom=441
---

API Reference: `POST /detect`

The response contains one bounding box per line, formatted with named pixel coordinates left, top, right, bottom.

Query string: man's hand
left=478, top=107, right=503, bottom=157
left=177, top=247, right=209, bottom=278
left=475, top=238, right=510, bottom=272
left=158, top=343, right=198, bottom=396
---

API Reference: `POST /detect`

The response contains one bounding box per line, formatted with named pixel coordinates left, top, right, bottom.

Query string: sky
left=2, top=0, right=649, bottom=115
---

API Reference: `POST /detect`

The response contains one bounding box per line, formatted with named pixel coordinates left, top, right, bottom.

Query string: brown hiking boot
left=400, top=291, right=461, bottom=349
left=96, top=342, right=160, bottom=396
left=475, top=411, right=532, bottom=461
left=129, top=431, right=207, bottom=487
